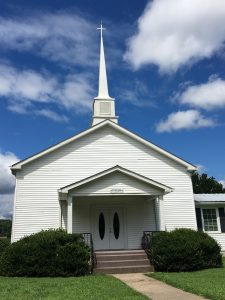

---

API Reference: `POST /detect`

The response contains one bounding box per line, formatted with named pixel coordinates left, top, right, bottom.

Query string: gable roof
left=58, top=165, right=173, bottom=194
left=11, top=120, right=196, bottom=173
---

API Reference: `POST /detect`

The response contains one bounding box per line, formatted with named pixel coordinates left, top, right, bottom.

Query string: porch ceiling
left=58, top=165, right=173, bottom=195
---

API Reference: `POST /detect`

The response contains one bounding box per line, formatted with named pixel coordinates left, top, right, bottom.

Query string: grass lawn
left=150, top=258, right=225, bottom=300
left=0, top=274, right=147, bottom=300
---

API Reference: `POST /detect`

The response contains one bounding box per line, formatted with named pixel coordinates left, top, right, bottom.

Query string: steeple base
left=92, top=116, right=118, bottom=126
left=92, top=97, right=118, bottom=126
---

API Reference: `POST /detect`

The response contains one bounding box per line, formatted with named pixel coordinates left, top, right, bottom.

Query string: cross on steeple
left=97, top=22, right=106, bottom=37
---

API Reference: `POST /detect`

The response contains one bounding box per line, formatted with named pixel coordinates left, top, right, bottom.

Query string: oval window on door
left=98, top=212, right=105, bottom=240
left=113, top=212, right=120, bottom=239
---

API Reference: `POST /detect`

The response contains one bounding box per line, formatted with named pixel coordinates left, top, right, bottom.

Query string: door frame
left=91, top=204, right=128, bottom=250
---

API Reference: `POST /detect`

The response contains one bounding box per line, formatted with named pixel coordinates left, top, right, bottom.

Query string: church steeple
left=96, top=23, right=110, bottom=99
left=92, top=23, right=118, bottom=126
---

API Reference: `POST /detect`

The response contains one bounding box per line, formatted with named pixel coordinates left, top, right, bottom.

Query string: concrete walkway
left=113, top=273, right=206, bottom=300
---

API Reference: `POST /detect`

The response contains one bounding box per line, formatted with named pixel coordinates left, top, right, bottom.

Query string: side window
left=202, top=208, right=219, bottom=232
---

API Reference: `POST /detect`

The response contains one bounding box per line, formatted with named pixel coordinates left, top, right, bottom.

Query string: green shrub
left=0, top=229, right=90, bottom=277
left=148, top=228, right=222, bottom=272
left=0, top=238, right=10, bottom=257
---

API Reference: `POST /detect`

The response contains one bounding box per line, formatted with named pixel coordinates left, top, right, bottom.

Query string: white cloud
left=0, top=151, right=19, bottom=194
left=0, top=194, right=13, bottom=219
left=0, top=152, right=19, bottom=219
left=0, top=64, right=94, bottom=120
left=125, top=0, right=225, bottom=72
left=196, top=164, right=207, bottom=173
left=58, top=75, right=94, bottom=112
left=156, top=109, right=215, bottom=132
left=0, top=13, right=98, bottom=67
left=0, top=13, right=126, bottom=119
left=219, top=180, right=225, bottom=188
left=0, top=64, right=57, bottom=103
left=175, top=77, right=225, bottom=110
left=35, top=109, right=69, bottom=123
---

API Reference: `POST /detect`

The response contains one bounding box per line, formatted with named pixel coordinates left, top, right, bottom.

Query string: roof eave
left=195, top=201, right=225, bottom=205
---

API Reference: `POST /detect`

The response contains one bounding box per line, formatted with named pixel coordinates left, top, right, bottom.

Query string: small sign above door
left=110, top=188, right=124, bottom=193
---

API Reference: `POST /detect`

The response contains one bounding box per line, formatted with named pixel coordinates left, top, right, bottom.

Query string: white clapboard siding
left=72, top=172, right=163, bottom=195
left=208, top=233, right=225, bottom=251
left=73, top=204, right=91, bottom=234
left=12, top=125, right=196, bottom=242
left=127, top=200, right=156, bottom=249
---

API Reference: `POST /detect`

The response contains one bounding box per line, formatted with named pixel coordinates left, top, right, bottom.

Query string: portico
left=59, top=165, right=172, bottom=250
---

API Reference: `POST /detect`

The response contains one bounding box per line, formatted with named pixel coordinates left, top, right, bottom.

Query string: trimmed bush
left=0, top=229, right=90, bottom=277
left=148, top=228, right=222, bottom=272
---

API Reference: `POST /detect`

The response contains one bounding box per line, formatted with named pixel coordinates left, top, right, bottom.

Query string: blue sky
left=0, top=0, right=225, bottom=218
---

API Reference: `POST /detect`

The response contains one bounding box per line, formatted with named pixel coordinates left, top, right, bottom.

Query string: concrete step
left=96, top=253, right=147, bottom=261
left=94, top=250, right=153, bottom=274
left=94, top=265, right=154, bottom=274
left=96, top=250, right=145, bottom=255
left=98, top=259, right=150, bottom=268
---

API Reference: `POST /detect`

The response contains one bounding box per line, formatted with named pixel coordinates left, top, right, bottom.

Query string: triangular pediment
left=58, top=165, right=173, bottom=196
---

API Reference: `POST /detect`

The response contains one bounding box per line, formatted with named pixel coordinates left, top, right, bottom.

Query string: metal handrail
left=81, top=233, right=96, bottom=273
left=141, top=230, right=161, bottom=254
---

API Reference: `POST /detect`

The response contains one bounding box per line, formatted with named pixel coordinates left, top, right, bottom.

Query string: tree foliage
left=0, top=220, right=12, bottom=238
left=191, top=171, right=225, bottom=194
left=0, top=238, right=10, bottom=257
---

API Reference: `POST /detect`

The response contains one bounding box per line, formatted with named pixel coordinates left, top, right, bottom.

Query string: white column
left=158, top=195, right=165, bottom=231
left=67, top=195, right=73, bottom=234
left=59, top=200, right=62, bottom=229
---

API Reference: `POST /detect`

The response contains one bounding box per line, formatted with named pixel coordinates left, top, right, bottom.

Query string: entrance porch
left=58, top=165, right=172, bottom=251
left=61, top=195, right=164, bottom=250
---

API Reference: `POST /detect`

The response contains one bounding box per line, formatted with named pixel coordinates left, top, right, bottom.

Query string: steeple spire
left=92, top=23, right=118, bottom=126
left=96, top=22, right=111, bottom=99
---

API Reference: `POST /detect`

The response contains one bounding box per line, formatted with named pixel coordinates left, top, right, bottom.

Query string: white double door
left=92, top=207, right=125, bottom=250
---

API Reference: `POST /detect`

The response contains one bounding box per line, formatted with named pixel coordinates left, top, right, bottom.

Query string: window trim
left=201, top=207, right=221, bottom=233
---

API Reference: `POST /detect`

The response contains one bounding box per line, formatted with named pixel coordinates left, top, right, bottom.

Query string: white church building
left=10, top=26, right=225, bottom=265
